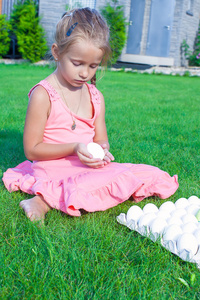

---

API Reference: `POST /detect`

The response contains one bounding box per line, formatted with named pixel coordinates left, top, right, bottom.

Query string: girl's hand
left=76, top=143, right=106, bottom=168
left=101, top=143, right=115, bottom=165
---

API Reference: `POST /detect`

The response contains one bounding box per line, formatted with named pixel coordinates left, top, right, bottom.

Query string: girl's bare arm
left=23, top=86, right=78, bottom=161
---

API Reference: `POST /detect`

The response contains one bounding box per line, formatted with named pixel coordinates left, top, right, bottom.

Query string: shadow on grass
left=0, top=129, right=25, bottom=174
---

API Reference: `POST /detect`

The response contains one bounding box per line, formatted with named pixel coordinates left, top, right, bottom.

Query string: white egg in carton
left=117, top=196, right=200, bottom=268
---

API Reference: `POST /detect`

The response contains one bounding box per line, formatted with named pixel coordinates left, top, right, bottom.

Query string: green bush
left=10, top=0, right=48, bottom=62
left=0, top=15, right=11, bottom=58
left=189, top=22, right=200, bottom=66
left=101, top=0, right=127, bottom=65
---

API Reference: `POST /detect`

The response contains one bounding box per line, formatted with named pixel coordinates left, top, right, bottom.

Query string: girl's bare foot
left=19, top=195, right=51, bottom=221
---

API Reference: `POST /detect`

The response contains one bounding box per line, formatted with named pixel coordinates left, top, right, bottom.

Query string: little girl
left=2, top=8, right=178, bottom=221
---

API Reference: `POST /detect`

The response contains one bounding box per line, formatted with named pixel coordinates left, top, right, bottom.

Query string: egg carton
left=117, top=196, right=200, bottom=268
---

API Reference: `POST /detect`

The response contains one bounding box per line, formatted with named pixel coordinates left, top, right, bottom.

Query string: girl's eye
left=72, top=62, right=81, bottom=66
left=90, top=64, right=98, bottom=69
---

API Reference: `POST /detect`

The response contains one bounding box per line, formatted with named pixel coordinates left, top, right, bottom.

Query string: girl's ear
left=51, top=43, right=59, bottom=61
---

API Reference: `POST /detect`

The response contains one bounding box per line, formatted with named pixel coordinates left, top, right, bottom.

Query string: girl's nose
left=80, top=67, right=89, bottom=79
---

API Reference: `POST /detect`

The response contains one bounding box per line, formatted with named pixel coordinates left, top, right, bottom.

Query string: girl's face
left=54, top=39, right=104, bottom=89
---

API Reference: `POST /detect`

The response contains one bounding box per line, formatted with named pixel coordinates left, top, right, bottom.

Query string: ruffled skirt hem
left=2, top=160, right=179, bottom=216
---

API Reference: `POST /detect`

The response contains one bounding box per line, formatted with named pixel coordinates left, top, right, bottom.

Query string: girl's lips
left=75, top=80, right=86, bottom=83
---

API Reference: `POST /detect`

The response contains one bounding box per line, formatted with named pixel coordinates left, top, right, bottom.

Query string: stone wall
left=179, top=0, right=200, bottom=66
left=39, top=0, right=67, bottom=50
left=169, top=0, right=182, bottom=66
left=140, top=0, right=151, bottom=56
left=170, top=0, right=200, bottom=66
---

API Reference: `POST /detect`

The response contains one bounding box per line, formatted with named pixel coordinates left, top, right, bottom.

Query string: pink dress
left=2, top=80, right=179, bottom=216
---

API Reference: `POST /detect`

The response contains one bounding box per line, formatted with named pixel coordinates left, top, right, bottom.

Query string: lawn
left=0, top=64, right=199, bottom=299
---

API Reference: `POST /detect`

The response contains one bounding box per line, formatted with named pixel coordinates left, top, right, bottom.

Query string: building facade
left=38, top=0, right=200, bottom=67
left=1, top=0, right=200, bottom=66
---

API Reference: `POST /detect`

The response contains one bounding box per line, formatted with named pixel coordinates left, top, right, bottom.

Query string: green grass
left=0, top=64, right=199, bottom=299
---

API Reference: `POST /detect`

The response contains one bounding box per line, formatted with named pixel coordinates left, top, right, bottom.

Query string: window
left=2, top=0, right=40, bottom=18
left=68, top=0, right=96, bottom=9
left=2, top=0, right=16, bottom=18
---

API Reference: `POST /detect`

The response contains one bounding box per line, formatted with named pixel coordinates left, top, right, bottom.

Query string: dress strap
left=86, top=83, right=101, bottom=118
left=28, top=80, right=59, bottom=102
left=87, top=83, right=101, bottom=104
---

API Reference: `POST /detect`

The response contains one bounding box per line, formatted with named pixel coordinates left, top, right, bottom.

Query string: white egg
left=159, top=201, right=176, bottom=213
left=186, top=204, right=200, bottom=215
left=138, top=213, right=157, bottom=229
left=181, top=222, right=198, bottom=234
left=176, top=233, right=198, bottom=256
left=163, top=224, right=183, bottom=242
left=188, top=195, right=200, bottom=205
left=150, top=218, right=168, bottom=235
left=143, top=203, right=158, bottom=214
left=126, top=205, right=143, bottom=223
left=87, top=142, right=105, bottom=160
left=167, top=216, right=183, bottom=226
left=181, top=213, right=198, bottom=224
left=171, top=208, right=187, bottom=218
left=175, top=198, right=189, bottom=209
left=193, top=229, right=200, bottom=244
left=156, top=210, right=171, bottom=220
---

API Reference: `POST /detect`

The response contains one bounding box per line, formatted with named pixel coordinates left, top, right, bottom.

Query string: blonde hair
left=54, top=7, right=111, bottom=85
